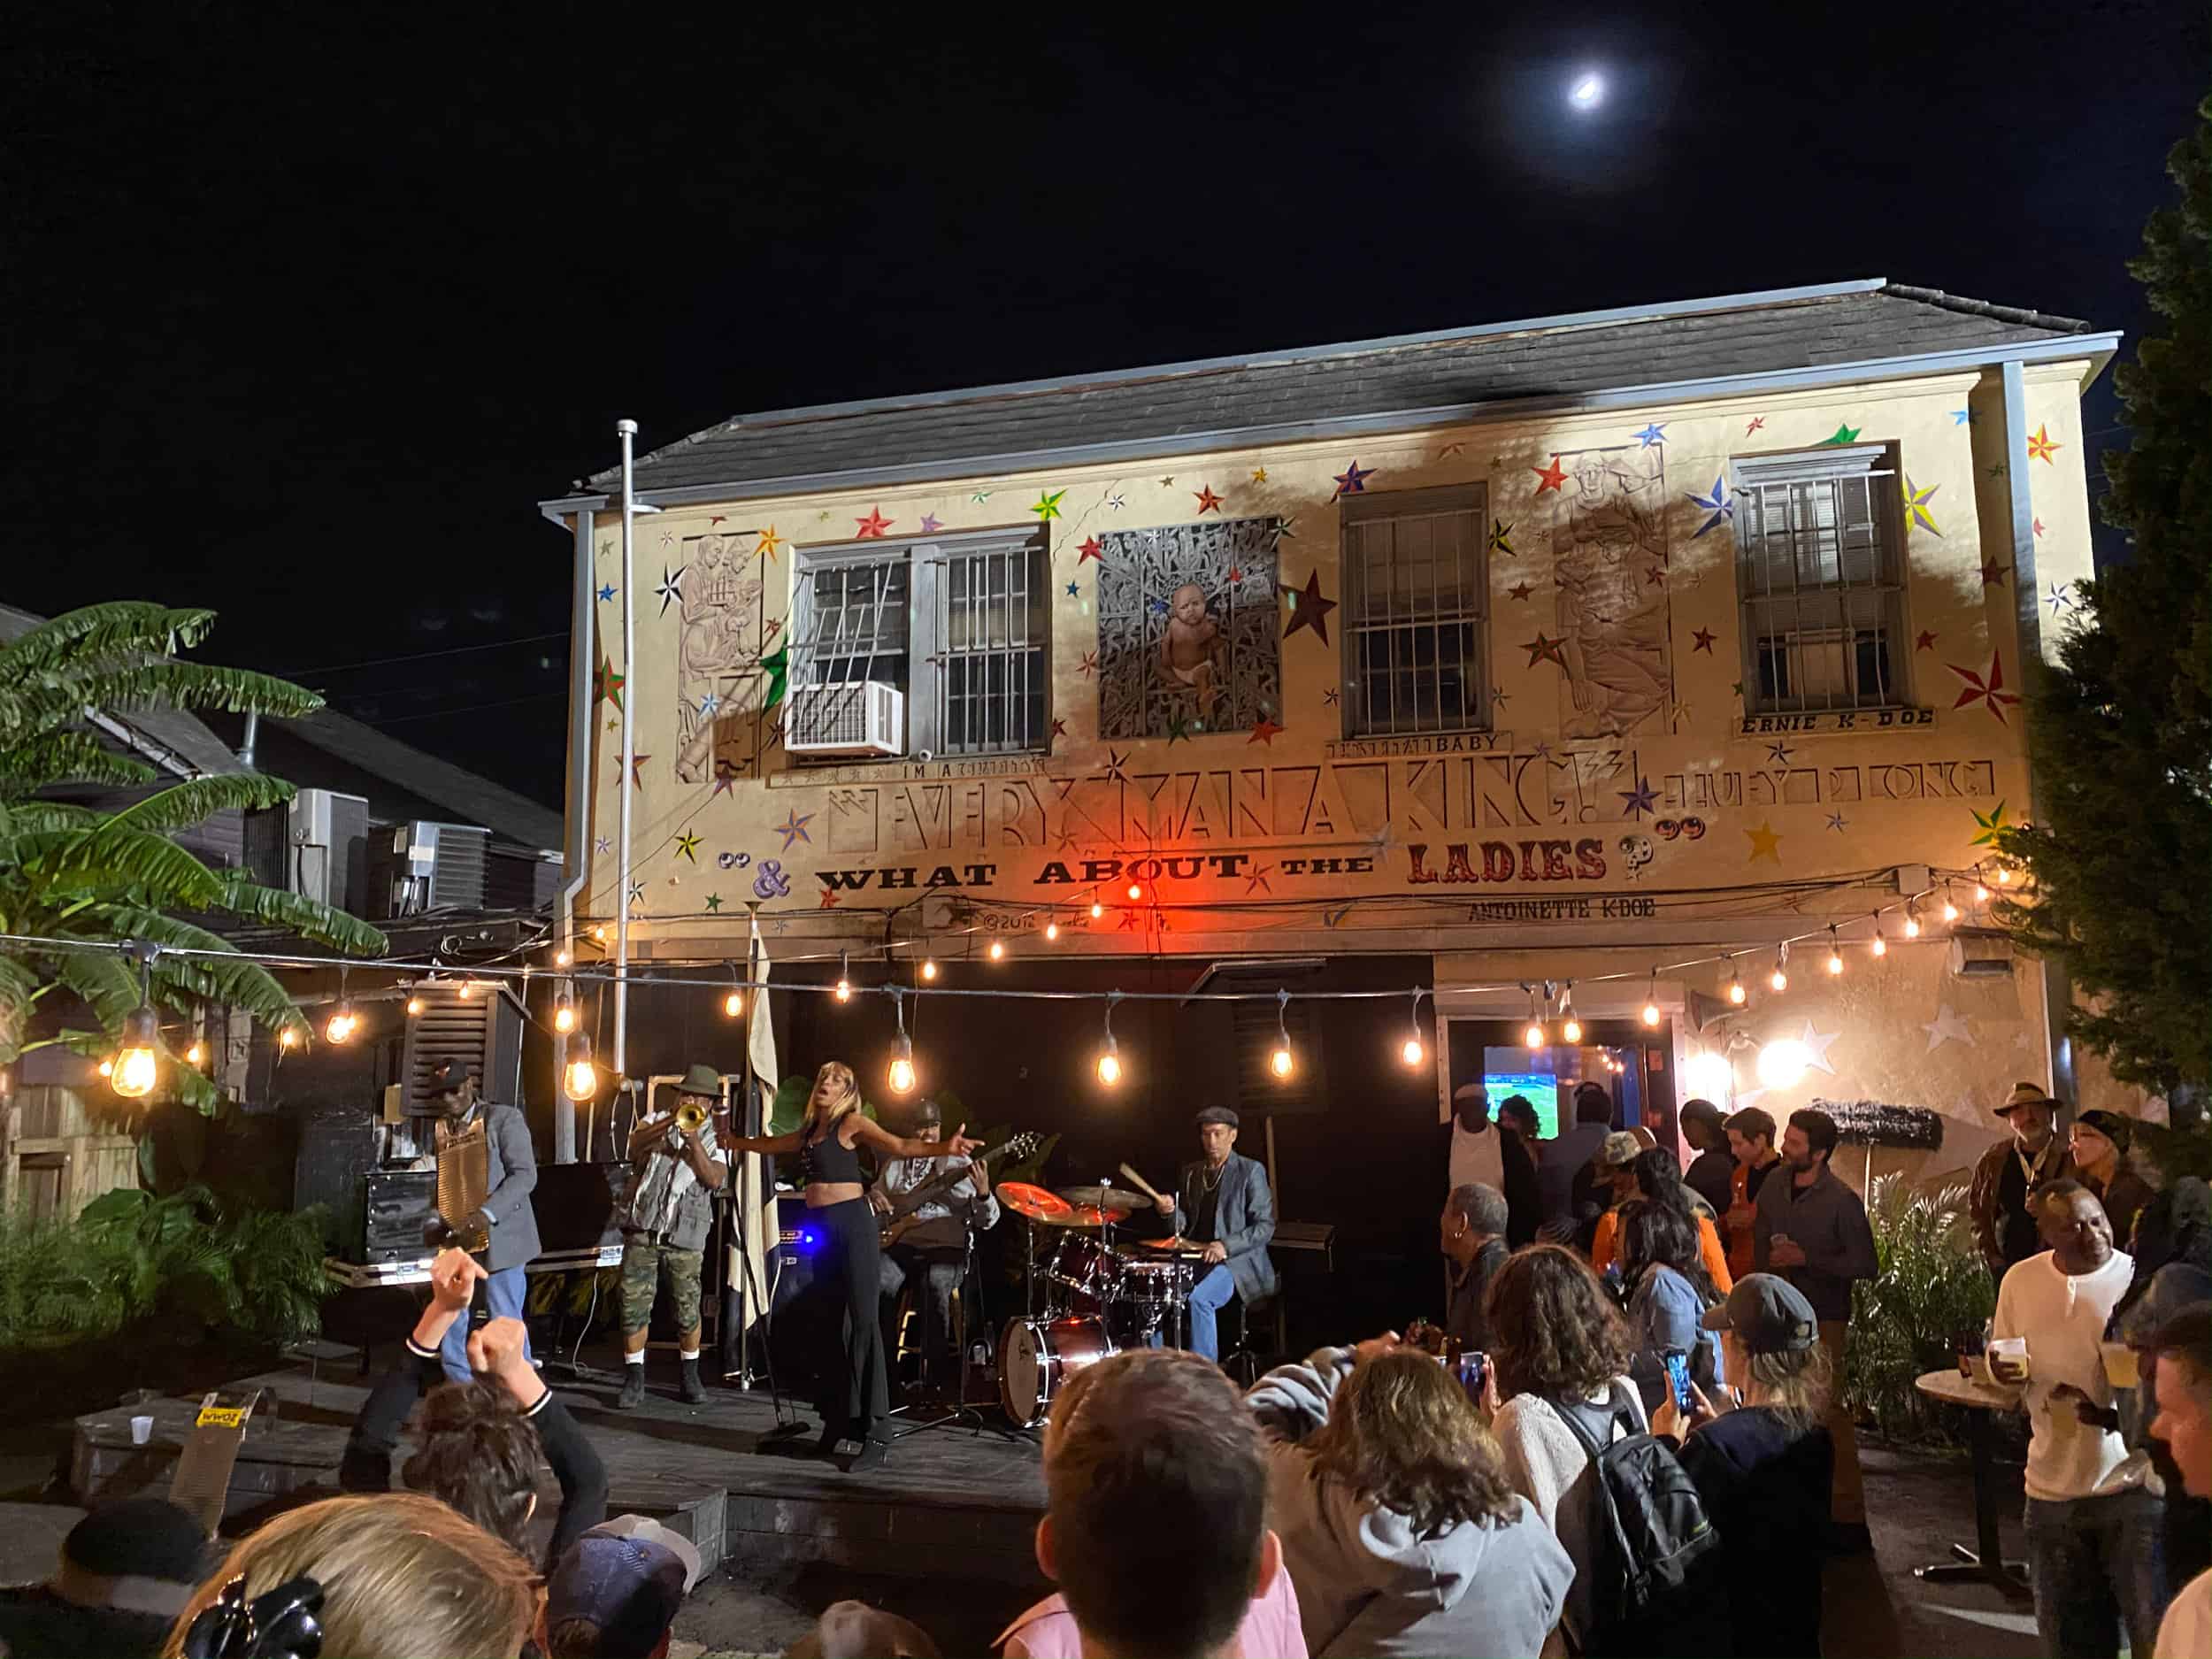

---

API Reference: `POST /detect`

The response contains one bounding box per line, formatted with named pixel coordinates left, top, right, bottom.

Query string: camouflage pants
left=620, top=1237, right=703, bottom=1335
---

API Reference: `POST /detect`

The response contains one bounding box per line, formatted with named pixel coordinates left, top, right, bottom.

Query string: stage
left=70, top=1353, right=1049, bottom=1585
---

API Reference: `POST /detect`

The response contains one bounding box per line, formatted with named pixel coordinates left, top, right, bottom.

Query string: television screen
left=1481, top=1070, right=1564, bottom=1140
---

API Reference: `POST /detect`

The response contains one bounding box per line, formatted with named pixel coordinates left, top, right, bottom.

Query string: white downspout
left=551, top=504, right=595, bottom=1163
left=614, top=420, right=638, bottom=1099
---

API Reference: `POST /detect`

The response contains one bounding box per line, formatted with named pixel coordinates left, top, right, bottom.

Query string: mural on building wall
left=1546, top=444, right=1674, bottom=739
left=1097, top=516, right=1282, bottom=740
left=672, top=530, right=773, bottom=784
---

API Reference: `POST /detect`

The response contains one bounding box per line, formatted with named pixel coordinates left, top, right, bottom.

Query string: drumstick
left=1118, top=1163, right=1166, bottom=1203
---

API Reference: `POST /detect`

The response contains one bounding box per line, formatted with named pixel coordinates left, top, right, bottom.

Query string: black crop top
left=800, top=1124, right=864, bottom=1186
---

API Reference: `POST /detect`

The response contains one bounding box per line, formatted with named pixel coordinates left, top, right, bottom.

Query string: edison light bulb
left=1126, top=882, right=1142, bottom=901
left=1045, top=921, right=1060, bottom=941
left=1089, top=902, right=1104, bottom=920
left=113, top=1046, right=158, bottom=1097
left=406, top=994, right=424, bottom=1016
left=1563, top=1017, right=1584, bottom=1044
left=280, top=1026, right=299, bottom=1049
left=185, top=1041, right=205, bottom=1066
left=921, top=958, right=939, bottom=981
left=1641, top=1001, right=1661, bottom=1028
left=555, top=949, right=572, bottom=967
left=1904, top=913, right=1922, bottom=939
left=1728, top=978, right=1747, bottom=1005
left=888, top=1053, right=917, bottom=1094
left=564, top=1056, right=597, bottom=1098
left=1941, top=895, right=1960, bottom=923
left=554, top=1002, right=577, bottom=1033
left=724, top=990, right=743, bottom=1018
left=1872, top=933, right=1888, bottom=957
left=1770, top=965, right=1789, bottom=992
left=325, top=1010, right=355, bottom=1043
left=1270, top=1044, right=1295, bottom=1079
left=833, top=977, right=852, bottom=1002
left=988, top=940, right=1005, bottom=961
left=1097, top=1048, right=1123, bottom=1086
left=97, top=1058, right=113, bottom=1077
left=1826, top=949, right=1845, bottom=975
left=1401, top=1036, right=1425, bottom=1067
left=1524, top=1022, right=1546, bottom=1049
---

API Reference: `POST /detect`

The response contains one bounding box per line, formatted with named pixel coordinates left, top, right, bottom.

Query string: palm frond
left=12, top=825, right=227, bottom=910
left=0, top=603, right=218, bottom=678
left=0, top=800, right=105, bottom=836
left=1, top=664, right=322, bottom=750
left=0, top=734, right=159, bottom=798
left=49, top=950, right=143, bottom=1032
left=212, top=873, right=388, bottom=956
left=0, top=954, right=42, bottom=1060
left=107, top=772, right=296, bottom=837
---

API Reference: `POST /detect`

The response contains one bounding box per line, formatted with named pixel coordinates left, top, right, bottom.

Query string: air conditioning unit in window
left=785, top=681, right=904, bottom=757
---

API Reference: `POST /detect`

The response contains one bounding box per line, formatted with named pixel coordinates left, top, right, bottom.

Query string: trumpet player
left=616, top=1063, right=728, bottom=1409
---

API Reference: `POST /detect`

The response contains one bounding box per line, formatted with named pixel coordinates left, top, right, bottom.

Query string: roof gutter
left=535, top=329, right=2121, bottom=519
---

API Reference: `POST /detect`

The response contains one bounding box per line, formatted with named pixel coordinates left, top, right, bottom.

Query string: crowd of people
left=3, top=1082, right=2208, bottom=1659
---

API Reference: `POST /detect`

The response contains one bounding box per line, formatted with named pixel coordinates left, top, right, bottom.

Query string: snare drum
left=999, top=1316, right=1115, bottom=1428
left=1118, top=1256, right=1194, bottom=1312
left=1048, top=1234, right=1117, bottom=1310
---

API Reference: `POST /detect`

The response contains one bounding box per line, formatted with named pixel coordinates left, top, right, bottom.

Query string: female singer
left=730, top=1060, right=979, bottom=1468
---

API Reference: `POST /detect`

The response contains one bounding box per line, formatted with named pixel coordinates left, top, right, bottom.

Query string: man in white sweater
left=1991, top=1179, right=2163, bottom=1659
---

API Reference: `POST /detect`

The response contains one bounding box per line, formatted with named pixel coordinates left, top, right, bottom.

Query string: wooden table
left=1912, top=1367, right=2031, bottom=1600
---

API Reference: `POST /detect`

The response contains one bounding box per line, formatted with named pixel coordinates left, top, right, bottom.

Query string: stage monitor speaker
left=398, top=981, right=521, bottom=1118
left=533, top=1161, right=632, bottom=1253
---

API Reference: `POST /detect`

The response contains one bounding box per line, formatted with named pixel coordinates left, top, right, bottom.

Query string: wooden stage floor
left=72, top=1358, right=1048, bottom=1584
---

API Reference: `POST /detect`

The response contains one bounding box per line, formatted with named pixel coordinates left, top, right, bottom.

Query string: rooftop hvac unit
left=785, top=681, right=904, bottom=757
left=1949, top=931, right=2016, bottom=979
left=285, top=788, right=369, bottom=914
left=372, top=821, right=491, bottom=918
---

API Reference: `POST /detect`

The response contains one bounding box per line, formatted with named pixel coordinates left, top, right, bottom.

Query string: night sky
left=13, top=3, right=2204, bottom=808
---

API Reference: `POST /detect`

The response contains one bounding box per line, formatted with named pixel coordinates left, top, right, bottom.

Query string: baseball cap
left=546, top=1519, right=698, bottom=1657
left=430, top=1058, right=472, bottom=1090
left=1597, top=1131, right=1642, bottom=1170
left=1194, top=1105, right=1240, bottom=1129
left=1701, top=1272, right=1819, bottom=1354
left=50, top=1497, right=212, bottom=1617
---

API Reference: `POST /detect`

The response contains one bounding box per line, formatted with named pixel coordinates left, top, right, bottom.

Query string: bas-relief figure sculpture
left=1552, top=447, right=1673, bottom=739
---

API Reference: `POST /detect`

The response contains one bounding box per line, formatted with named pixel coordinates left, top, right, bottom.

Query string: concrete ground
left=678, top=1440, right=2046, bottom=1659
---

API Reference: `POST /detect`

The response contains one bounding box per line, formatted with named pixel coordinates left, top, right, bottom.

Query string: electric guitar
left=879, top=1131, right=1041, bottom=1247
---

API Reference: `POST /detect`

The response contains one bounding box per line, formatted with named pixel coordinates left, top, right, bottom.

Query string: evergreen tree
left=1997, top=96, right=2212, bottom=1096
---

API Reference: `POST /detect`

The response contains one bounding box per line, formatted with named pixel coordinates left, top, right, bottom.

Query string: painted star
left=1032, top=490, right=1067, bottom=520
left=756, top=525, right=784, bottom=559
left=1745, top=416, right=1766, bottom=435
left=1118, top=910, right=1141, bottom=932
left=1986, top=463, right=2008, bottom=479
left=1246, top=864, right=1274, bottom=895
left=758, top=642, right=790, bottom=711
left=704, top=892, right=724, bottom=913
left=1078, top=651, right=1098, bottom=677
left=611, top=754, right=651, bottom=788
left=2047, top=582, right=2073, bottom=615
left=627, top=878, right=646, bottom=909
left=2026, top=424, right=2062, bottom=464
left=1488, top=519, right=1515, bottom=557
left=1280, top=570, right=1339, bottom=644
left=674, top=829, right=703, bottom=863
left=596, top=582, right=616, bottom=603
left=697, top=691, right=724, bottom=717
left=917, top=513, right=941, bottom=534
left=1519, top=632, right=1567, bottom=669
left=1979, top=559, right=2009, bottom=587
left=1194, top=486, right=1224, bottom=513
left=1250, top=466, right=1268, bottom=483
left=1916, top=630, right=1938, bottom=652
left=1532, top=456, right=1569, bottom=493
left=1248, top=716, right=1284, bottom=745
left=1827, top=811, right=1848, bottom=833
left=1618, top=777, right=1658, bottom=818
left=1104, top=492, right=1125, bottom=511
left=972, top=489, right=994, bottom=503
left=1818, top=422, right=1863, bottom=446
left=1491, top=685, right=1511, bottom=709
left=1767, top=740, right=1793, bottom=765
left=656, top=564, right=687, bottom=614
left=1102, top=749, right=1130, bottom=783
left=1687, top=476, right=1734, bottom=538
left=1332, top=460, right=1373, bottom=497
left=1048, top=717, right=1067, bottom=743
left=594, top=834, right=612, bottom=856
left=1159, top=477, right=1175, bottom=488
left=1970, top=801, right=2010, bottom=847
left=1509, top=580, right=1533, bottom=602
left=1054, top=822, right=1079, bottom=853
left=1321, top=687, right=1340, bottom=706
left=1071, top=536, right=1105, bottom=567
left=1948, top=651, right=2022, bottom=723
left=1799, top=1021, right=1843, bottom=1075
left=1922, top=1004, right=1975, bottom=1053
left=1275, top=517, right=1298, bottom=539
left=1692, top=626, right=1717, bottom=654
left=1901, top=475, right=1942, bottom=536
left=818, top=887, right=841, bottom=910
left=1951, top=409, right=1974, bottom=426
left=1643, top=565, right=1667, bottom=587
left=1165, top=713, right=1197, bottom=745
left=1667, top=700, right=1694, bottom=731
left=1632, top=421, right=1667, bottom=448
left=855, top=507, right=893, bottom=538
left=774, top=809, right=814, bottom=851
left=1743, top=820, right=1782, bottom=864
left=711, top=761, right=740, bottom=798
left=1440, top=441, right=1468, bottom=458
left=2032, top=517, right=2046, bottom=539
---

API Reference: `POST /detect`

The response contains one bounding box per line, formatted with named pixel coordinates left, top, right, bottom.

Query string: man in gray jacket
left=427, top=1056, right=541, bottom=1383
left=1151, top=1106, right=1277, bottom=1365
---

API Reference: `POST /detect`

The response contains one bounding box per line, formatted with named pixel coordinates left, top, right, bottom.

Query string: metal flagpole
left=613, top=419, right=638, bottom=1096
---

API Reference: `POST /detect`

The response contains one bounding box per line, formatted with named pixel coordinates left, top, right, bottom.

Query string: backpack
left=1548, top=1384, right=1732, bottom=1658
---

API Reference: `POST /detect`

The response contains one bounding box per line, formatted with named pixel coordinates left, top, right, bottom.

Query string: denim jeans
left=1184, top=1264, right=1237, bottom=1363
left=438, top=1263, right=531, bottom=1384
left=2023, top=1486, right=2164, bottom=1659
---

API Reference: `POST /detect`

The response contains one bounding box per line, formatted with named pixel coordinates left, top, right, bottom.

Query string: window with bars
left=1732, top=446, right=1909, bottom=714
left=1340, top=484, right=1489, bottom=737
left=791, top=531, right=1048, bottom=757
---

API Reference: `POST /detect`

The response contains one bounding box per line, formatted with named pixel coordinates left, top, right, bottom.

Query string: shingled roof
left=562, top=280, right=2108, bottom=507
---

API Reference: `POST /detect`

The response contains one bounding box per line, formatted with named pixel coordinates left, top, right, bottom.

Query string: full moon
left=1569, top=73, right=1604, bottom=111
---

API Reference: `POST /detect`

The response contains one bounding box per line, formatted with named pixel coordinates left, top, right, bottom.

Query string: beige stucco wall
left=565, top=356, right=2119, bottom=1159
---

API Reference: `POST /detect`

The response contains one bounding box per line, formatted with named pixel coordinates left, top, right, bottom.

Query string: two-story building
left=541, top=279, right=2124, bottom=1256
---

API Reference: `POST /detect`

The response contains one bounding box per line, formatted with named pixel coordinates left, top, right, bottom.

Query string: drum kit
left=993, top=1179, right=1204, bottom=1429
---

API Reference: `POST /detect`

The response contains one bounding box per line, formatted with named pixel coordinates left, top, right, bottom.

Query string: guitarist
left=869, top=1098, right=998, bottom=1393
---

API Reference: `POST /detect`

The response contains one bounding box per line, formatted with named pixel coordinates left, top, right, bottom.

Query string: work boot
left=680, top=1357, right=707, bottom=1404
left=616, top=1364, right=646, bottom=1409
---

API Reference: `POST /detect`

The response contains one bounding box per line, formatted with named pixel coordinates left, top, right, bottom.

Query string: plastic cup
left=129, top=1415, right=153, bottom=1446
left=1988, top=1336, right=2030, bottom=1384
left=2101, top=1341, right=2139, bottom=1390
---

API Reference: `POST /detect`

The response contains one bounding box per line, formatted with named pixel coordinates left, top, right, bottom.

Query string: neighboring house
left=541, top=280, right=2124, bottom=1202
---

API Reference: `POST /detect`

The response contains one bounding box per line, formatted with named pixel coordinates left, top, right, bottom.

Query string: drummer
left=1148, top=1106, right=1278, bottom=1364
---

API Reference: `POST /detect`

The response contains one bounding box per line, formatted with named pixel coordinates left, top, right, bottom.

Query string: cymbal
left=1135, top=1236, right=1202, bottom=1255
left=1041, top=1203, right=1120, bottom=1229
left=1057, top=1185, right=1148, bottom=1215
left=997, top=1180, right=1071, bottom=1223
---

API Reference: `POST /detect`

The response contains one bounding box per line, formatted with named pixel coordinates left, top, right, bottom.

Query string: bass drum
left=999, top=1316, right=1115, bottom=1429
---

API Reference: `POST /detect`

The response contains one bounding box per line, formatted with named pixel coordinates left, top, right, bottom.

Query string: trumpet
left=674, top=1096, right=712, bottom=1134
